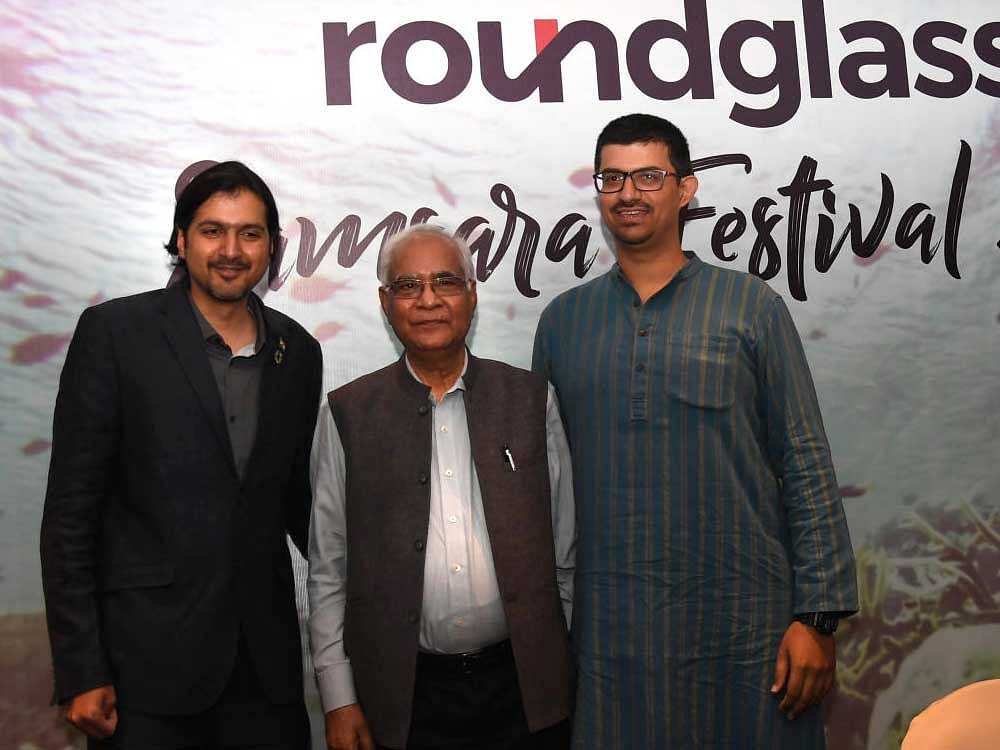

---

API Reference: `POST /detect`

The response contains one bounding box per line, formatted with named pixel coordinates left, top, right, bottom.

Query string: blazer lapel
left=245, top=302, right=289, bottom=483
left=159, top=281, right=237, bottom=478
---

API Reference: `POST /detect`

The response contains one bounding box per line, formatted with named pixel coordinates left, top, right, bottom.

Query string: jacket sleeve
left=39, top=306, right=119, bottom=702
left=285, top=335, right=323, bottom=558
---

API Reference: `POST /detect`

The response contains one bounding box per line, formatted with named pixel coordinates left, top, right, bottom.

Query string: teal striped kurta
left=532, top=254, right=858, bottom=749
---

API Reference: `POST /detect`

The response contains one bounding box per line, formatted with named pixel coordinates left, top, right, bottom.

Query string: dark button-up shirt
left=189, top=294, right=266, bottom=480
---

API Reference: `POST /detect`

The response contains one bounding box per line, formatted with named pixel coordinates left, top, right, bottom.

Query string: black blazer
left=40, top=280, right=322, bottom=714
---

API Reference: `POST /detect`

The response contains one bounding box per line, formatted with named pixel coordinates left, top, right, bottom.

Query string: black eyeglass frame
left=592, top=168, right=681, bottom=193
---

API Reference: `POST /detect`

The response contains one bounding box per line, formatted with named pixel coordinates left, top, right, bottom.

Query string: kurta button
left=419, top=473, right=428, bottom=484
left=636, top=363, right=646, bottom=372
left=638, top=328, right=648, bottom=337
left=414, top=539, right=425, bottom=551
left=417, top=404, right=429, bottom=415
left=632, top=300, right=640, bottom=308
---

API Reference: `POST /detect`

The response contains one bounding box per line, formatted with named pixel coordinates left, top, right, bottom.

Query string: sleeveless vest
left=330, top=354, right=573, bottom=748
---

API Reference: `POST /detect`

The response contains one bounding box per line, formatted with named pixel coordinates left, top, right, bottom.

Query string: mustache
left=612, top=199, right=649, bottom=210
left=209, top=260, right=252, bottom=270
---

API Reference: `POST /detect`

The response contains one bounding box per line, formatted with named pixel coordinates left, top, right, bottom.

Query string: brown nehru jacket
left=329, top=354, right=574, bottom=749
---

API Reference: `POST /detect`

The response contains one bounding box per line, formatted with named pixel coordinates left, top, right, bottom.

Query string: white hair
left=376, top=225, right=475, bottom=285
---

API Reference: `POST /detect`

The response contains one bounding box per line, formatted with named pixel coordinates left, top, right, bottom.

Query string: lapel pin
left=274, top=337, right=286, bottom=365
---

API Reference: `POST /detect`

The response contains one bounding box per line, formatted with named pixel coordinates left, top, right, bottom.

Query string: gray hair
left=377, top=225, right=475, bottom=285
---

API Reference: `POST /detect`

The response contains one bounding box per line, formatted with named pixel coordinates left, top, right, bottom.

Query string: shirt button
left=444, top=469, right=454, bottom=477
left=448, top=515, right=458, bottom=524
left=455, top=617, right=465, bottom=626
left=638, top=328, right=648, bottom=337
left=229, top=415, right=236, bottom=423
left=636, top=362, right=646, bottom=372
left=632, top=300, right=640, bottom=308
left=418, top=404, right=429, bottom=416
left=414, top=539, right=425, bottom=551
left=407, top=612, right=419, bottom=624
left=440, top=425, right=449, bottom=433
left=418, top=473, right=428, bottom=484
left=452, top=563, right=462, bottom=573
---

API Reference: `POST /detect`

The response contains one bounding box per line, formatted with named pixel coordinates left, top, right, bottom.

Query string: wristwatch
left=793, top=612, right=840, bottom=636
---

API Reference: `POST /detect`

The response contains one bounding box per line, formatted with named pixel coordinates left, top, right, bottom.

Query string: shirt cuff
left=315, top=662, right=358, bottom=713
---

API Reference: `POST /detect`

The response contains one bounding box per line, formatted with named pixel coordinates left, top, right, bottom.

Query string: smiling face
left=597, top=141, right=698, bottom=258
left=379, top=234, right=477, bottom=357
left=176, top=189, right=271, bottom=309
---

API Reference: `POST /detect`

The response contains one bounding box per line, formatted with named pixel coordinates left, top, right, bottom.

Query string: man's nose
left=416, top=280, right=443, bottom=306
left=620, top=174, right=641, bottom=201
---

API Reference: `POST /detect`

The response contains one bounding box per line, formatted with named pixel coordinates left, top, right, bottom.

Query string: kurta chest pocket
left=665, top=334, right=737, bottom=409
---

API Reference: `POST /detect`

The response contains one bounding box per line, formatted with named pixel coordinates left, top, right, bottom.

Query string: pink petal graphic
left=432, top=175, right=457, bottom=207
left=853, top=243, right=892, bottom=267
left=22, top=294, right=57, bottom=308
left=0, top=269, right=29, bottom=290
left=506, top=304, right=516, bottom=321
left=839, top=484, right=872, bottom=498
left=89, top=292, right=106, bottom=305
left=21, top=439, right=51, bottom=456
left=289, top=276, right=350, bottom=303
left=11, top=333, right=71, bottom=364
left=569, top=167, right=593, bottom=189
left=314, top=321, right=346, bottom=341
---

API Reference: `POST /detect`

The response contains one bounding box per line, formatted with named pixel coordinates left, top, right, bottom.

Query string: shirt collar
left=404, top=349, right=469, bottom=399
left=187, top=289, right=267, bottom=356
left=611, top=250, right=704, bottom=296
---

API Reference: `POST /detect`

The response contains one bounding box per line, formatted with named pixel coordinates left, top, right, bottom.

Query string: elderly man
left=308, top=225, right=575, bottom=750
left=533, top=114, right=858, bottom=748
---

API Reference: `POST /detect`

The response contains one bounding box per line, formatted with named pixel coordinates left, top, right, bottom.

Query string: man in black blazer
left=40, top=161, right=323, bottom=749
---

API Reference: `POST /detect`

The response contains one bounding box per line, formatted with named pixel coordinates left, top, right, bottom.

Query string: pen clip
left=502, top=444, right=517, bottom=472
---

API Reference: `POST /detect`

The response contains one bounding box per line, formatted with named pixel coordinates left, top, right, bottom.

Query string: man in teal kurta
left=532, top=114, right=858, bottom=749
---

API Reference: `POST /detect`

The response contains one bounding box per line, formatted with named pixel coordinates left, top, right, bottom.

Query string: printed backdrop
left=2, top=1, right=998, bottom=748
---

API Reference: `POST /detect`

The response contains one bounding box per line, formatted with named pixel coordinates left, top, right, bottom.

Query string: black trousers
left=89, top=633, right=310, bottom=750
left=378, top=641, right=570, bottom=750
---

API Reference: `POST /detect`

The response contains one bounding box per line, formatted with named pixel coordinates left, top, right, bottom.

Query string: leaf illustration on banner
left=21, top=294, right=56, bottom=309
left=431, top=175, right=456, bottom=207
left=11, top=333, right=71, bottom=364
left=289, top=276, right=350, bottom=303
left=314, top=321, right=346, bottom=341
left=569, top=167, right=593, bottom=189
left=21, top=439, right=51, bottom=456
left=0, top=269, right=28, bottom=291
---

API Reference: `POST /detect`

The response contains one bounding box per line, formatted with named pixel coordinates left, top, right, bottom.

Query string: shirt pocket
left=665, top=334, right=737, bottom=410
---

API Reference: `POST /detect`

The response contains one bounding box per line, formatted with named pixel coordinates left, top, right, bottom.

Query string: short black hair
left=164, top=160, right=280, bottom=263
left=594, top=113, right=692, bottom=177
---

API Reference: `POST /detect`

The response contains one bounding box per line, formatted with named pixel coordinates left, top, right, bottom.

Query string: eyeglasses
left=384, top=274, right=470, bottom=299
left=593, top=168, right=679, bottom=193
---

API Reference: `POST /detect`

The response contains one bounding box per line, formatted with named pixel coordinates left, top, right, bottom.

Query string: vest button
left=414, top=539, right=425, bottom=551
left=417, top=404, right=429, bottom=415
left=418, top=473, right=428, bottom=484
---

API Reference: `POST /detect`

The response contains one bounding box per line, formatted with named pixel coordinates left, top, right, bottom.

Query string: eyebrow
left=393, top=270, right=464, bottom=280
left=600, top=165, right=666, bottom=172
left=194, top=219, right=267, bottom=231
